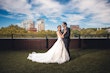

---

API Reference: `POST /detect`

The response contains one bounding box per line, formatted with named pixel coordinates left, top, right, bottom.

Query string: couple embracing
left=27, top=22, right=71, bottom=64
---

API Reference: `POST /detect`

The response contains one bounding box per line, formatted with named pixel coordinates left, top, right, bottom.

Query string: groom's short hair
left=63, top=22, right=67, bottom=26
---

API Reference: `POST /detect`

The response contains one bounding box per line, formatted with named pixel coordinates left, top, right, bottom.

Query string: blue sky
left=0, top=0, right=110, bottom=30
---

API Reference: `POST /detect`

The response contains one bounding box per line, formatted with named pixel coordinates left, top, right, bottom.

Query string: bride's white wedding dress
left=27, top=31, right=70, bottom=64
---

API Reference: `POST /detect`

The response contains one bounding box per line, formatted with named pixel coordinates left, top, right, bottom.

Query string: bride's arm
left=56, top=31, right=62, bottom=38
left=57, top=31, right=66, bottom=38
left=62, top=30, right=67, bottom=37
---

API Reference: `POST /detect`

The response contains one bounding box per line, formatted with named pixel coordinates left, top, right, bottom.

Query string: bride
left=27, top=25, right=70, bottom=64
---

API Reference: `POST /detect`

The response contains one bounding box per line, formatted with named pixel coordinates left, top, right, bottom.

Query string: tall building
left=28, top=23, right=37, bottom=32
left=37, top=19, right=45, bottom=31
left=21, top=19, right=45, bottom=32
left=21, top=19, right=37, bottom=32
left=21, top=19, right=34, bottom=30
left=70, top=25, right=80, bottom=30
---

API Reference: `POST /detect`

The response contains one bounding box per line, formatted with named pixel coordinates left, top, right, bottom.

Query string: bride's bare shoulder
left=56, top=31, right=60, bottom=33
left=56, top=31, right=60, bottom=35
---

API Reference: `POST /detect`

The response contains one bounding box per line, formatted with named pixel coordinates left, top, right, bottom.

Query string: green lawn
left=0, top=49, right=110, bottom=73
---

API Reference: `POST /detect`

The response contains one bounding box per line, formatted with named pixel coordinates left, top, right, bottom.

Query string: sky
left=0, top=0, right=110, bottom=30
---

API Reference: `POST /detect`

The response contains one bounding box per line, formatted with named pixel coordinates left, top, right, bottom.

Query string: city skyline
left=0, top=0, right=110, bottom=30
left=21, top=19, right=45, bottom=31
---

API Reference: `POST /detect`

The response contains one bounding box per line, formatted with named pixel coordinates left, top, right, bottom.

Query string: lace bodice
left=57, top=31, right=62, bottom=39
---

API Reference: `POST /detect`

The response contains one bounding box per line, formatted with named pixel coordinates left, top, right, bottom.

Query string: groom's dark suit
left=63, top=27, right=70, bottom=57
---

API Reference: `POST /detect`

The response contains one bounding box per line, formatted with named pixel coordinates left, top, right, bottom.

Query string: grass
left=0, top=49, right=110, bottom=73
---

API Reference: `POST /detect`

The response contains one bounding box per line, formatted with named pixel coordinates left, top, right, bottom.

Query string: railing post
left=11, top=34, right=14, bottom=50
left=79, top=34, right=80, bottom=39
left=107, top=34, right=109, bottom=39
left=78, top=34, right=81, bottom=48
left=46, top=35, right=48, bottom=49
left=11, top=34, right=13, bottom=39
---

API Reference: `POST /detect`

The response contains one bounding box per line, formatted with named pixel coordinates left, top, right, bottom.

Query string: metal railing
left=0, top=34, right=110, bottom=50
left=0, top=34, right=109, bottom=39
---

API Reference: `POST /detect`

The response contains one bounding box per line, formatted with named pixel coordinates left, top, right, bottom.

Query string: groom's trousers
left=63, top=38, right=70, bottom=57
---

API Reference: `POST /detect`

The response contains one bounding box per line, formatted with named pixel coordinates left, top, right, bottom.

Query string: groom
left=62, top=22, right=71, bottom=57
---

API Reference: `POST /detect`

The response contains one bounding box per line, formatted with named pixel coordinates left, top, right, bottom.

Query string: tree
left=71, top=30, right=80, bottom=37
left=0, top=24, right=27, bottom=34
left=96, top=29, right=108, bottom=37
left=29, top=30, right=57, bottom=37
left=80, top=28, right=96, bottom=37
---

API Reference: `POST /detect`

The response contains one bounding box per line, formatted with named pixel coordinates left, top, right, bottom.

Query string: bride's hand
left=61, top=35, right=64, bottom=38
left=64, top=30, right=67, bottom=34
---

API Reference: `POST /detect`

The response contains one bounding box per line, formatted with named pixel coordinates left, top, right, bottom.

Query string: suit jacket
left=63, top=27, right=70, bottom=39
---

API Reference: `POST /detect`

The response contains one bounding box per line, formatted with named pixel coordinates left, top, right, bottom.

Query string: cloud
left=31, top=0, right=63, bottom=19
left=63, top=0, right=110, bottom=28
left=66, top=14, right=85, bottom=21
left=0, top=0, right=32, bottom=19
left=0, top=0, right=110, bottom=28
left=0, top=14, right=14, bottom=19
left=0, top=13, right=27, bottom=20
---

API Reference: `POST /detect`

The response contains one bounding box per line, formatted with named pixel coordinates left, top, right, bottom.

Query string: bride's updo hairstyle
left=57, top=25, right=61, bottom=31
left=57, top=25, right=61, bottom=28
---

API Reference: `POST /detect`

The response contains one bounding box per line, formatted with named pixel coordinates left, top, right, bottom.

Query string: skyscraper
left=21, top=19, right=34, bottom=30
left=21, top=19, right=37, bottom=32
left=28, top=23, right=37, bottom=32
left=21, top=19, right=45, bottom=32
left=37, top=19, right=45, bottom=31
